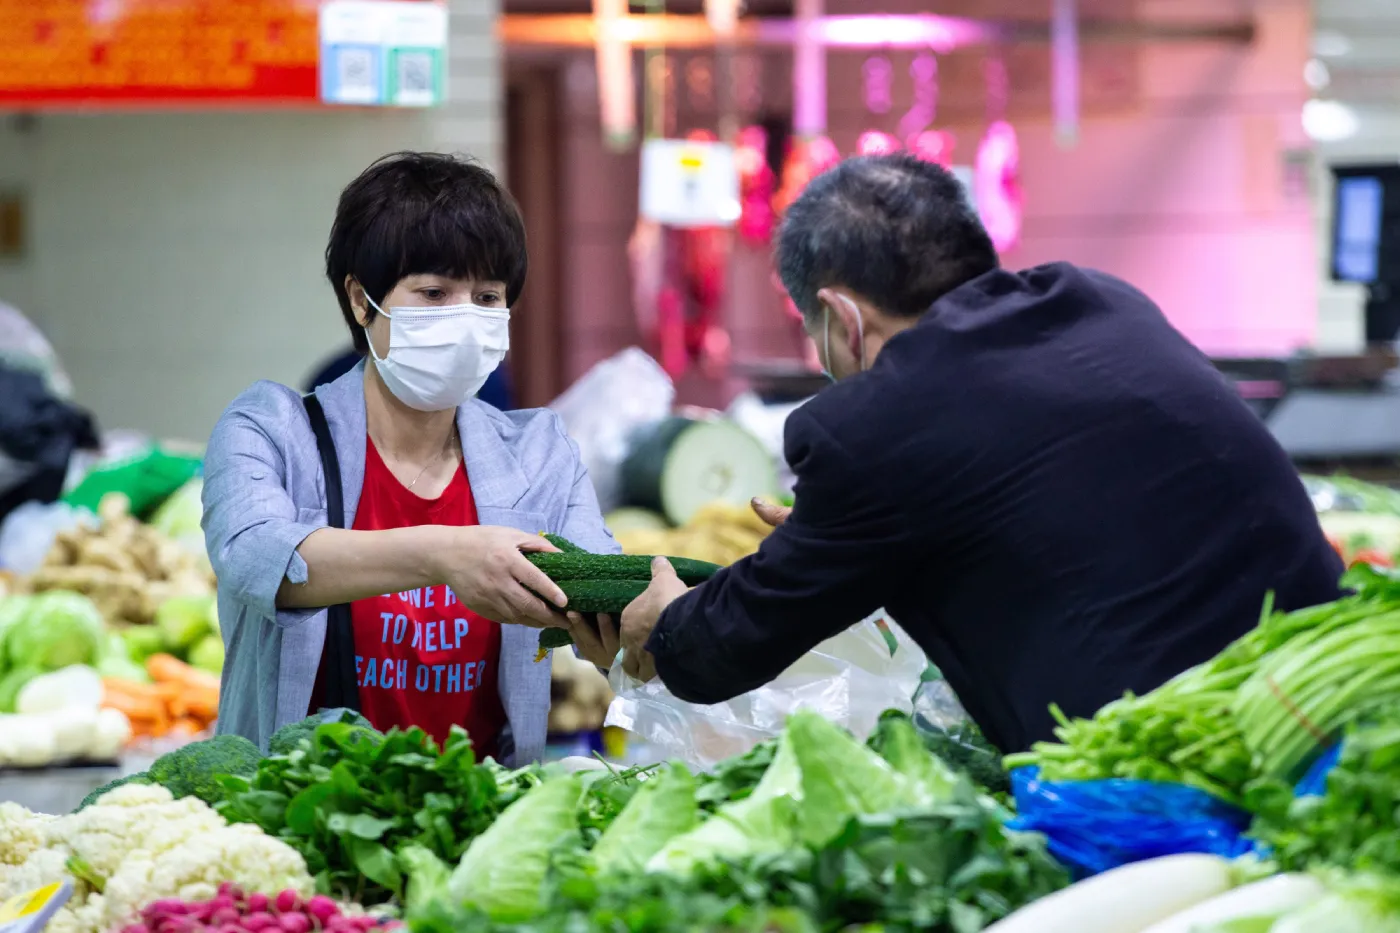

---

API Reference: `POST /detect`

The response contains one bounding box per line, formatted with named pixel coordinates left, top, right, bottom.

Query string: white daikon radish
left=16, top=664, right=103, bottom=714
left=45, top=706, right=99, bottom=758
left=1137, top=873, right=1325, bottom=933
left=983, top=854, right=1235, bottom=933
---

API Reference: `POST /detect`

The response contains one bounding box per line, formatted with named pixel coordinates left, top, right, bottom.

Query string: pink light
left=910, top=129, right=955, bottom=166
left=857, top=131, right=901, bottom=156
left=771, top=15, right=995, bottom=51
left=975, top=121, right=1023, bottom=254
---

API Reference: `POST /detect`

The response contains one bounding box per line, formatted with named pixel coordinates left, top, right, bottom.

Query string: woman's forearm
left=275, top=525, right=452, bottom=609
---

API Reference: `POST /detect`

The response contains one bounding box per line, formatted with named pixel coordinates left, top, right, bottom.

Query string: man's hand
left=751, top=497, right=791, bottom=528
left=565, top=612, right=620, bottom=669
left=619, top=557, right=689, bottom=681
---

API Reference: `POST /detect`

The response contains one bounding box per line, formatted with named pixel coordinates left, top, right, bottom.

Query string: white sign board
left=320, top=1, right=448, bottom=107
left=0, top=882, right=72, bottom=933
left=639, top=139, right=742, bottom=228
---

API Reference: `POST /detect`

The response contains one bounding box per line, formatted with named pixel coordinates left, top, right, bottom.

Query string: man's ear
left=816, top=287, right=866, bottom=359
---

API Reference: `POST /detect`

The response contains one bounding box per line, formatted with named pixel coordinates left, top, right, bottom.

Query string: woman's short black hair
left=326, top=151, right=528, bottom=353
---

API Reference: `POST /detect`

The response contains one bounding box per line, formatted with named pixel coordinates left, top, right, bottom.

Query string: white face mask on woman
left=362, top=292, right=511, bottom=412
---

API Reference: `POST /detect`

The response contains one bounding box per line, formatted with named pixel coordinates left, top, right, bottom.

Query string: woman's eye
left=477, top=293, right=502, bottom=306
left=421, top=288, right=447, bottom=301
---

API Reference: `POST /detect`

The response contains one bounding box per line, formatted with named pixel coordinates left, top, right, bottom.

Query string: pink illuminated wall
left=539, top=0, right=1315, bottom=397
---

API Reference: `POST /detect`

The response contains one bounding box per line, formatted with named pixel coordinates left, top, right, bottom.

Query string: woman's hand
left=565, top=612, right=620, bottom=669
left=432, top=526, right=568, bottom=628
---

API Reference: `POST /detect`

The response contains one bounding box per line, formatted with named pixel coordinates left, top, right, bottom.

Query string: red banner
left=0, top=0, right=322, bottom=107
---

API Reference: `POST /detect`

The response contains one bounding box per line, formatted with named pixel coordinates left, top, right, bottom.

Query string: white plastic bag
left=548, top=348, right=674, bottom=513
left=0, top=501, right=96, bottom=574
left=605, top=611, right=928, bottom=771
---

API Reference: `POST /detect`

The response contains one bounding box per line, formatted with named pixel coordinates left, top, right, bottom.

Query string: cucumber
left=621, top=416, right=778, bottom=526
left=526, top=552, right=722, bottom=586
left=539, top=628, right=577, bottom=651
left=541, top=533, right=587, bottom=552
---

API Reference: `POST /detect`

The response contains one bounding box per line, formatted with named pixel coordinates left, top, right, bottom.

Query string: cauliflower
left=0, top=784, right=312, bottom=933
left=0, top=801, right=56, bottom=872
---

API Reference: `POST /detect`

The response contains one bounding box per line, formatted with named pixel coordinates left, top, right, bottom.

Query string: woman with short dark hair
left=203, top=152, right=618, bottom=762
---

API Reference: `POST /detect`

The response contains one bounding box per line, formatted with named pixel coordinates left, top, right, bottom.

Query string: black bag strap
left=302, top=394, right=360, bottom=713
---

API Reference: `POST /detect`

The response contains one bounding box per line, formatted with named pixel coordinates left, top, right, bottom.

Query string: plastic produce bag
left=1006, top=767, right=1254, bottom=877
left=548, top=348, right=674, bottom=514
left=62, top=447, right=202, bottom=519
left=912, top=665, right=1011, bottom=795
left=605, top=611, right=927, bottom=772
left=0, top=501, right=96, bottom=574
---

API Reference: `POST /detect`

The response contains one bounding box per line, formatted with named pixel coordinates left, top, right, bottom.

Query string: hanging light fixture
left=593, top=0, right=635, bottom=148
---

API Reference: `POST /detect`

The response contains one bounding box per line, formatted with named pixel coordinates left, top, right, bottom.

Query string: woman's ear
left=345, top=276, right=371, bottom=327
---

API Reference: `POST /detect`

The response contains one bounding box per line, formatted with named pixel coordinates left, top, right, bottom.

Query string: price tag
left=0, top=882, right=72, bottom=933
left=639, top=138, right=742, bottom=228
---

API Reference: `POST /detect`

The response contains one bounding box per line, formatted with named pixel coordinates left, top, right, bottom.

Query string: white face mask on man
left=821, top=294, right=866, bottom=382
left=362, top=291, right=511, bottom=412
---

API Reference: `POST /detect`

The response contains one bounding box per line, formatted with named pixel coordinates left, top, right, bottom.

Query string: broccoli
left=147, top=734, right=262, bottom=806
left=77, top=771, right=152, bottom=811
left=269, top=709, right=376, bottom=757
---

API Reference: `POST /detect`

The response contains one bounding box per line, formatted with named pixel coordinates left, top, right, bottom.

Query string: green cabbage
left=448, top=775, right=583, bottom=921
left=122, top=626, right=165, bottom=664
left=649, top=710, right=930, bottom=875
left=6, top=591, right=104, bottom=670
left=590, top=765, right=699, bottom=876
left=189, top=634, right=224, bottom=674
left=148, top=479, right=204, bottom=539
left=154, top=594, right=215, bottom=653
left=0, top=595, right=34, bottom=656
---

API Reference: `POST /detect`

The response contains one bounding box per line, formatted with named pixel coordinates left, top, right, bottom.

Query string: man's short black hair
left=326, top=151, right=528, bottom=353
left=776, top=153, right=999, bottom=321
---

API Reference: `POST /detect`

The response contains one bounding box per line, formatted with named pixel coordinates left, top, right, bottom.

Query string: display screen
left=1334, top=175, right=1385, bottom=284
left=0, top=0, right=321, bottom=106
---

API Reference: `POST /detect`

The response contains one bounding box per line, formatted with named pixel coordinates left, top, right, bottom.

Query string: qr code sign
left=334, top=48, right=379, bottom=103
left=395, top=51, right=436, bottom=105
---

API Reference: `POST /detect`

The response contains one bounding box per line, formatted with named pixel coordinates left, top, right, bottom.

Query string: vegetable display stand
left=620, top=417, right=778, bottom=526
left=0, top=762, right=126, bottom=814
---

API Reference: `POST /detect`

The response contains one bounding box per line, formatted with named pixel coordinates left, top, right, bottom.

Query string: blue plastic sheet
left=1294, top=743, right=1341, bottom=798
left=1006, top=767, right=1254, bottom=877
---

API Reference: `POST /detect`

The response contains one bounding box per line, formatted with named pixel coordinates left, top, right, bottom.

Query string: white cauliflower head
left=0, top=802, right=56, bottom=873
left=1, top=781, right=313, bottom=933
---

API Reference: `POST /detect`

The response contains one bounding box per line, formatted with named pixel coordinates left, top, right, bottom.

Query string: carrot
left=183, top=688, right=220, bottom=721
left=102, top=690, right=166, bottom=726
left=102, top=676, right=162, bottom=701
left=147, top=653, right=221, bottom=691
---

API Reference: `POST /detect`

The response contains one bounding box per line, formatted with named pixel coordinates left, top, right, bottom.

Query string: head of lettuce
left=4, top=591, right=105, bottom=671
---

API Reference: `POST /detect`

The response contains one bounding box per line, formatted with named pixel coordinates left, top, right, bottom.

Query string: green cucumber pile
left=526, top=535, right=722, bottom=654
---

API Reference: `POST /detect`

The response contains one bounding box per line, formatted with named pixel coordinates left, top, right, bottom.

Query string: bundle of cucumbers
left=527, top=534, right=722, bottom=654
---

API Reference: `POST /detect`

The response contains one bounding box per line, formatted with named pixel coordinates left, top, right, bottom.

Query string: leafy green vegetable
left=448, top=775, right=584, bottom=922
left=1247, top=705, right=1400, bottom=875
left=872, top=710, right=1010, bottom=798
left=154, top=593, right=217, bottom=653
left=219, top=721, right=504, bottom=904
left=268, top=709, right=376, bottom=757
left=590, top=765, right=698, bottom=876
left=6, top=591, right=104, bottom=670
left=148, top=733, right=261, bottom=805
left=694, top=737, right=777, bottom=811
left=866, top=711, right=960, bottom=804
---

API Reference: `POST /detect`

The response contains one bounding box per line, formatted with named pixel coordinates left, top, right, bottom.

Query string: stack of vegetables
left=25, top=493, right=214, bottom=628
left=606, top=500, right=775, bottom=566
left=548, top=648, right=613, bottom=736
left=100, top=653, right=222, bottom=742
left=1007, top=566, right=1400, bottom=804
left=0, top=665, right=131, bottom=768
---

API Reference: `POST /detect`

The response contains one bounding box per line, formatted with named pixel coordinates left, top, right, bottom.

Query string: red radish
left=210, top=908, right=241, bottom=927
left=219, top=925, right=244, bottom=933
left=274, top=891, right=302, bottom=915
left=305, top=897, right=338, bottom=926
left=145, top=901, right=193, bottom=918
left=242, top=913, right=277, bottom=932
left=247, top=894, right=270, bottom=914
left=277, top=914, right=311, bottom=933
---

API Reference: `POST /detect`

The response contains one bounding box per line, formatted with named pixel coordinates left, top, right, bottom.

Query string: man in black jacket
left=613, top=153, right=1343, bottom=753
